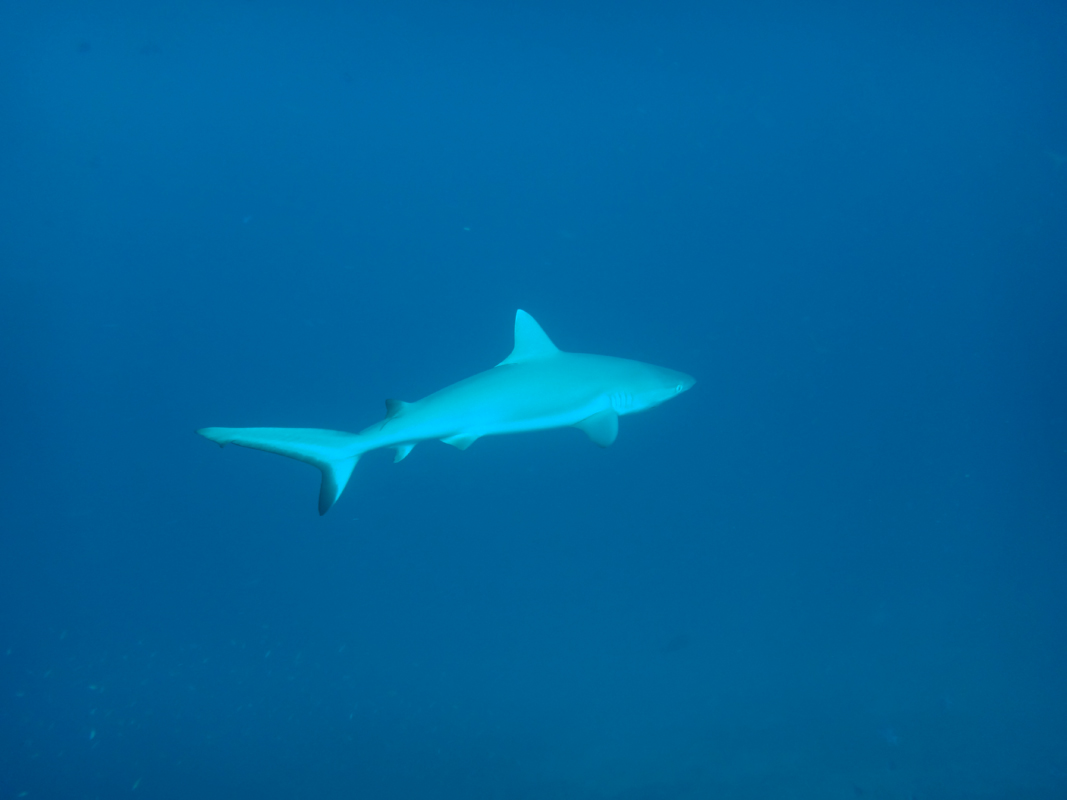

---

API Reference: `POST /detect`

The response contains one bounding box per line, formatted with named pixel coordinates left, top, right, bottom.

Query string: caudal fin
left=198, top=427, right=364, bottom=515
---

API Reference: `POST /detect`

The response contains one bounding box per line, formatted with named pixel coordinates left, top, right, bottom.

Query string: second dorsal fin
left=497, top=310, right=561, bottom=366
left=384, top=399, right=411, bottom=419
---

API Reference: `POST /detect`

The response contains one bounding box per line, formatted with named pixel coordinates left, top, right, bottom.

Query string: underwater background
left=2, top=1, right=1066, bottom=798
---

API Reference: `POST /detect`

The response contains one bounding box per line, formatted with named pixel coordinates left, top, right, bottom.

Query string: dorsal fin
left=384, top=399, right=411, bottom=419
left=497, top=310, right=561, bottom=366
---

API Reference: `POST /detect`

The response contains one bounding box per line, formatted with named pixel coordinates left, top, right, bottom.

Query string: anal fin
left=574, top=409, right=618, bottom=447
left=441, top=433, right=479, bottom=450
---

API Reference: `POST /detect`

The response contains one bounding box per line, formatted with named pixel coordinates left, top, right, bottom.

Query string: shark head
left=613, top=361, right=696, bottom=414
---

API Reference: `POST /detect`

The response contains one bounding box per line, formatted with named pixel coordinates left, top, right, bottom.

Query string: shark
left=199, top=310, right=695, bottom=515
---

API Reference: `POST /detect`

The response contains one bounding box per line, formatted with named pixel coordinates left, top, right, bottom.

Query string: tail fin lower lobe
left=198, top=427, right=363, bottom=515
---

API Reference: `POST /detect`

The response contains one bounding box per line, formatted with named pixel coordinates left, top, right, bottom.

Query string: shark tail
left=198, top=427, right=366, bottom=515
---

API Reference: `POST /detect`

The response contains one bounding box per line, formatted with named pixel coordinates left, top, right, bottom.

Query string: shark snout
left=670, top=371, right=695, bottom=395
left=652, top=370, right=694, bottom=405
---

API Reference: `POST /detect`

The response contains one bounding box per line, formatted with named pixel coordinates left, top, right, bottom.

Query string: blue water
left=2, top=2, right=1066, bottom=798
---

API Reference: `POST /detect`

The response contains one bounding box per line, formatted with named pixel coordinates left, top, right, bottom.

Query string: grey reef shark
left=199, top=310, right=695, bottom=515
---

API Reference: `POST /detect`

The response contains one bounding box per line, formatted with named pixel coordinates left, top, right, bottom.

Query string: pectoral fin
left=575, top=409, right=618, bottom=447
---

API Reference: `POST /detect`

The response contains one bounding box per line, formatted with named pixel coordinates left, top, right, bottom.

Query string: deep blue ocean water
left=2, top=2, right=1066, bottom=798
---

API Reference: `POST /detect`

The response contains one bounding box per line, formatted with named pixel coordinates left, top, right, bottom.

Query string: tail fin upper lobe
left=198, top=427, right=363, bottom=514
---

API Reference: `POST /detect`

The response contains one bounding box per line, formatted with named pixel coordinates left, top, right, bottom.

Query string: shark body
left=199, top=310, right=694, bottom=514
